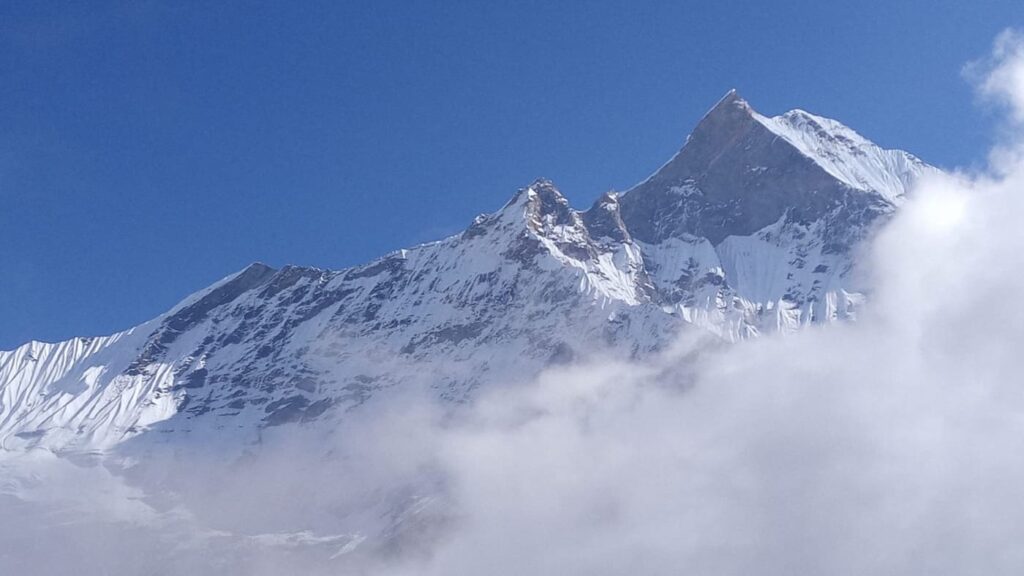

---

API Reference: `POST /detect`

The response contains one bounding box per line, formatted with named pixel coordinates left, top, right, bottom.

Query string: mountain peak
left=241, top=261, right=275, bottom=276
left=583, top=191, right=631, bottom=244
left=498, top=178, right=563, bottom=210
left=704, top=88, right=749, bottom=117
left=462, top=178, right=575, bottom=243
left=619, top=92, right=904, bottom=244
left=528, top=176, right=557, bottom=189
left=687, top=89, right=756, bottom=141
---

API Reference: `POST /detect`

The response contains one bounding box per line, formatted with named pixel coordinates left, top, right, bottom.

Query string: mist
left=5, top=30, right=1024, bottom=576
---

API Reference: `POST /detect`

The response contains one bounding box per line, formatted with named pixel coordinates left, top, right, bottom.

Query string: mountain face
left=0, top=92, right=938, bottom=454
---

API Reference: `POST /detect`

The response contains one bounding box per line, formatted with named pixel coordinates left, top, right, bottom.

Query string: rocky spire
left=618, top=90, right=888, bottom=245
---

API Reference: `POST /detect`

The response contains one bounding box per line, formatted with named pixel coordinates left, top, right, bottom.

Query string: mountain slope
left=620, top=90, right=939, bottom=336
left=0, top=91, right=939, bottom=453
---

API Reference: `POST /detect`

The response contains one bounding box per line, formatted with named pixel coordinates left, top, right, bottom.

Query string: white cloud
left=973, top=29, right=1024, bottom=123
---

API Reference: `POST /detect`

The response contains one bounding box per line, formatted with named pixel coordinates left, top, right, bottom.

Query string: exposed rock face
left=620, top=91, right=897, bottom=246
left=617, top=90, right=937, bottom=337
left=0, top=91, right=939, bottom=454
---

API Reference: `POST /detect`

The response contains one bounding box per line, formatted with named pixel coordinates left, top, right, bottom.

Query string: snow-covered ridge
left=0, top=92, right=938, bottom=452
left=754, top=106, right=937, bottom=204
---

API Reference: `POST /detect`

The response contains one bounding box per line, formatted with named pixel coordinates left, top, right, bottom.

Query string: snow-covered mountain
left=0, top=91, right=939, bottom=453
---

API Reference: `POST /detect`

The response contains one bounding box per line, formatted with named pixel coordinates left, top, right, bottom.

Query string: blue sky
left=1, top=0, right=1021, bottom=349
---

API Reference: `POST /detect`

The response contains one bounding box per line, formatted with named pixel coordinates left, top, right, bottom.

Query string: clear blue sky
left=1, top=1, right=1021, bottom=349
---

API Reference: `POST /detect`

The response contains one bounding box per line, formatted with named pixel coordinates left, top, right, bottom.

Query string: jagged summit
left=494, top=178, right=570, bottom=221
left=468, top=178, right=575, bottom=240
left=618, top=92, right=935, bottom=245
left=582, top=191, right=631, bottom=244
left=703, top=88, right=750, bottom=118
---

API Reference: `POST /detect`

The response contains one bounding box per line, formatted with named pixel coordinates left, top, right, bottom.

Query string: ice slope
left=755, top=107, right=930, bottom=205
left=0, top=91, right=939, bottom=453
